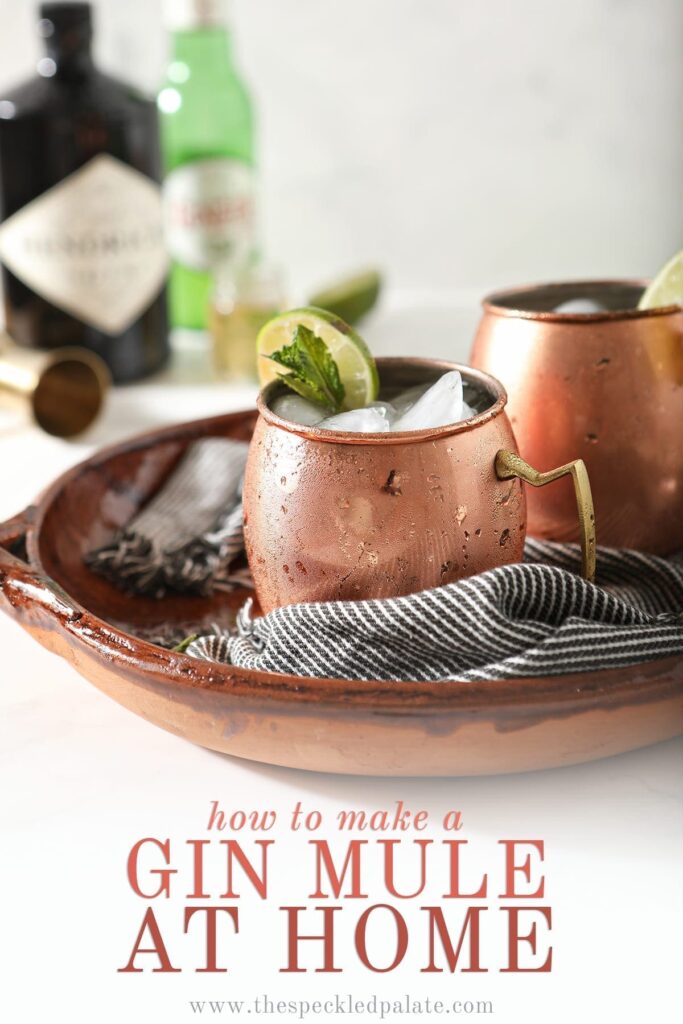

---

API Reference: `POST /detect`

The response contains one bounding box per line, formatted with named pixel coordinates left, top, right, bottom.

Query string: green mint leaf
left=273, top=371, right=333, bottom=407
left=172, top=633, right=199, bottom=654
left=269, top=325, right=345, bottom=413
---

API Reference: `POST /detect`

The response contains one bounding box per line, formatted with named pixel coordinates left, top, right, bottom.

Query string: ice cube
left=368, top=400, right=397, bottom=425
left=390, top=383, right=430, bottom=416
left=554, top=298, right=606, bottom=314
left=318, top=407, right=391, bottom=433
left=271, top=393, right=325, bottom=426
left=273, top=377, right=473, bottom=434
left=392, top=370, right=464, bottom=431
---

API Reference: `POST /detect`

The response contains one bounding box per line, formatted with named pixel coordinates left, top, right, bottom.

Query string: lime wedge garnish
left=256, top=306, right=379, bottom=410
left=639, top=250, right=683, bottom=309
left=308, top=269, right=382, bottom=326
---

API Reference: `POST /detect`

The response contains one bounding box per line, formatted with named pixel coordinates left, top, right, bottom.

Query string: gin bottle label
left=0, top=154, right=168, bottom=335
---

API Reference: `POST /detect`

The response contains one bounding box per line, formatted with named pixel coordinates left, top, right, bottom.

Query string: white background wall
left=0, top=0, right=681, bottom=301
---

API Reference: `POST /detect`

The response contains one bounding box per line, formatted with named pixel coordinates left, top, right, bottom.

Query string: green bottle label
left=163, top=155, right=255, bottom=271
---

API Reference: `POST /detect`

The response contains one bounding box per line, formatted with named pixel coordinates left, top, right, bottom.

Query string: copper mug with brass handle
left=243, top=358, right=596, bottom=613
left=470, top=280, right=683, bottom=554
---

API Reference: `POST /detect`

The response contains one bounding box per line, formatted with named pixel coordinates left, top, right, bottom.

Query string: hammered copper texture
left=471, top=280, right=683, bottom=553
left=244, top=359, right=525, bottom=612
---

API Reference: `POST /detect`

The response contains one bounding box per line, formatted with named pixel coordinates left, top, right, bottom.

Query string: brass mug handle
left=495, top=450, right=596, bottom=583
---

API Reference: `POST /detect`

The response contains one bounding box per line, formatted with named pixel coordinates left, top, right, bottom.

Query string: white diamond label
left=0, top=154, right=168, bottom=335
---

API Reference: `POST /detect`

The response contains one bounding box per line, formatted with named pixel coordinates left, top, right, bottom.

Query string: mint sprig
left=172, top=634, right=198, bottom=654
left=268, top=324, right=345, bottom=413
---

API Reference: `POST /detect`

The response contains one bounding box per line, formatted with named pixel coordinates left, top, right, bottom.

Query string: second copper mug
left=471, top=280, right=683, bottom=554
left=243, top=357, right=595, bottom=613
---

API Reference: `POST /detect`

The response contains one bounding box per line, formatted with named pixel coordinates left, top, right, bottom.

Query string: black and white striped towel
left=86, top=439, right=249, bottom=598
left=85, top=436, right=683, bottom=680
left=186, top=540, right=683, bottom=681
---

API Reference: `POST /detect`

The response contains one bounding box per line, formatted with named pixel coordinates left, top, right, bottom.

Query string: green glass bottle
left=159, top=0, right=256, bottom=330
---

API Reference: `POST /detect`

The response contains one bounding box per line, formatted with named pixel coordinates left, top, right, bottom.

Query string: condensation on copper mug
left=471, top=280, right=683, bottom=555
left=243, top=358, right=595, bottom=613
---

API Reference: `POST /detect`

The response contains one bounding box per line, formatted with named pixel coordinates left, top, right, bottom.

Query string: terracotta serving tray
left=1, top=410, right=682, bottom=776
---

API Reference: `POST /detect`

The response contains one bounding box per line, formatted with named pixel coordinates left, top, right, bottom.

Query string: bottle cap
left=38, top=2, right=92, bottom=32
left=164, top=0, right=229, bottom=31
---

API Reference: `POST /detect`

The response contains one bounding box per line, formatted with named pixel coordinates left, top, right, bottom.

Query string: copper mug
left=243, top=357, right=595, bottom=613
left=470, top=280, right=683, bottom=554
left=471, top=278, right=683, bottom=552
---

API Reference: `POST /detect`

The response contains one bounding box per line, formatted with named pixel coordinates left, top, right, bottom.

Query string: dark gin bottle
left=0, top=3, right=169, bottom=382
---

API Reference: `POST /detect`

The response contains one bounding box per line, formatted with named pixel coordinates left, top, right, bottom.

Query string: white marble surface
left=1, top=0, right=682, bottom=298
left=1, top=313, right=681, bottom=1023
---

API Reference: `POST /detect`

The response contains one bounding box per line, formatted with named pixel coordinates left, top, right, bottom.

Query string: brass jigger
left=0, top=334, right=110, bottom=438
